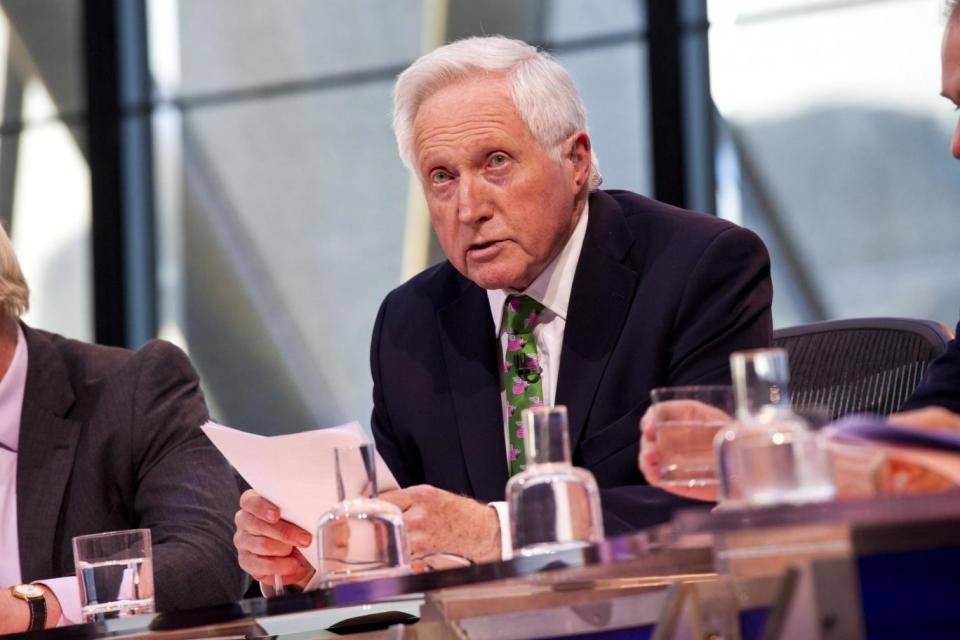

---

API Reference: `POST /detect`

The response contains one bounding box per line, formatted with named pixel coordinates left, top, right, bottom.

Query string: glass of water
left=315, top=443, right=411, bottom=586
left=717, top=348, right=836, bottom=506
left=72, top=529, right=154, bottom=622
left=649, top=385, right=734, bottom=487
left=506, top=406, right=604, bottom=556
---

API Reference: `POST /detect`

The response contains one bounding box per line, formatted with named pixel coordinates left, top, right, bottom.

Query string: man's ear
left=566, top=132, right=592, bottom=192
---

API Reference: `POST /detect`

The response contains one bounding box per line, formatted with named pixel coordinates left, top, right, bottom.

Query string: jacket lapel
left=437, top=277, right=508, bottom=502
left=556, top=193, right=639, bottom=449
left=17, top=325, right=81, bottom=581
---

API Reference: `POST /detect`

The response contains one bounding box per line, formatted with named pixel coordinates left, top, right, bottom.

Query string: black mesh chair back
left=773, top=318, right=954, bottom=420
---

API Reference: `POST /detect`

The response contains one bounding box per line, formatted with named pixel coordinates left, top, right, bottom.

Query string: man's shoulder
left=381, top=260, right=467, bottom=313
left=25, top=325, right=193, bottom=386
left=594, top=189, right=766, bottom=263
left=599, top=189, right=744, bottom=239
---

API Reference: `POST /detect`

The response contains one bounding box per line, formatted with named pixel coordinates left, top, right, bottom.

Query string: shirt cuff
left=489, top=500, right=513, bottom=560
left=33, top=576, right=81, bottom=627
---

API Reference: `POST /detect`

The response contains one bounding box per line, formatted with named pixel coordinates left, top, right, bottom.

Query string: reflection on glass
left=716, top=348, right=835, bottom=506
left=507, top=406, right=603, bottom=556
left=315, top=444, right=410, bottom=586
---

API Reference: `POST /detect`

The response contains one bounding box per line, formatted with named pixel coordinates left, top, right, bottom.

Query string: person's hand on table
left=639, top=399, right=725, bottom=502
left=380, top=485, right=501, bottom=563
left=234, top=489, right=315, bottom=590
left=0, top=584, right=61, bottom=633
left=888, top=406, right=960, bottom=431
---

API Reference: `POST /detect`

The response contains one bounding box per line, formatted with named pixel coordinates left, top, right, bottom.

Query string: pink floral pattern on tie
left=500, top=294, right=547, bottom=476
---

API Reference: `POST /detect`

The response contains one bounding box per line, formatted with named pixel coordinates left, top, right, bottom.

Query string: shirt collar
left=487, top=200, right=590, bottom=335
left=0, top=324, right=27, bottom=452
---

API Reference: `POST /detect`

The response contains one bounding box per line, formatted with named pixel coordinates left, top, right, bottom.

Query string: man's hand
left=639, top=399, right=724, bottom=502
left=234, top=490, right=315, bottom=590
left=888, top=406, right=960, bottom=431
left=0, top=585, right=61, bottom=633
left=380, top=485, right=501, bottom=563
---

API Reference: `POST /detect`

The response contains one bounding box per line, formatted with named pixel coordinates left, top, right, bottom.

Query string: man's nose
left=456, top=174, right=491, bottom=224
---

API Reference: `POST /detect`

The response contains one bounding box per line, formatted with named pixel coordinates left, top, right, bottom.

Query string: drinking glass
left=506, top=406, right=604, bottom=556
left=315, top=443, right=411, bottom=586
left=72, top=529, right=154, bottom=622
left=717, top=348, right=836, bottom=506
left=649, top=385, right=734, bottom=487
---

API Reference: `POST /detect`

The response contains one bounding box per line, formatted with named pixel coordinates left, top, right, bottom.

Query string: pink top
left=0, top=326, right=80, bottom=625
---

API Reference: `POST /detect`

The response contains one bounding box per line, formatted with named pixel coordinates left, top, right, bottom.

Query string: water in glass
left=77, top=557, right=155, bottom=621
left=315, top=443, right=410, bottom=585
left=716, top=348, right=836, bottom=506
left=507, top=406, right=603, bottom=556
left=650, top=385, right=734, bottom=487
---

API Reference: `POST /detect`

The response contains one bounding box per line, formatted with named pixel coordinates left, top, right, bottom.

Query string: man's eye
left=489, top=153, right=508, bottom=167
left=432, top=171, right=452, bottom=184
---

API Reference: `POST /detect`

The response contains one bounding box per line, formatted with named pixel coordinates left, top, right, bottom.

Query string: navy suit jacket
left=17, top=325, right=247, bottom=611
left=370, top=190, right=773, bottom=534
left=901, top=319, right=960, bottom=414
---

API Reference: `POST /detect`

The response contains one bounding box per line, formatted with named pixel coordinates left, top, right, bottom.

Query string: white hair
left=0, top=223, right=28, bottom=319
left=393, top=35, right=602, bottom=191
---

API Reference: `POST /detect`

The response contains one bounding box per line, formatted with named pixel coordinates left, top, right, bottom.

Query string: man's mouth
left=467, top=240, right=503, bottom=260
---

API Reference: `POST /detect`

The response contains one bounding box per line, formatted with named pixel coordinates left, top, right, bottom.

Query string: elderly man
left=235, top=35, right=772, bottom=590
left=0, top=226, right=245, bottom=632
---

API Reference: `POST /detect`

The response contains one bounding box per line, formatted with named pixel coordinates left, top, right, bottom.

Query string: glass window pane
left=176, top=0, right=423, bottom=96
left=709, top=0, right=959, bottom=328
left=0, top=3, right=91, bottom=341
left=154, top=1, right=421, bottom=433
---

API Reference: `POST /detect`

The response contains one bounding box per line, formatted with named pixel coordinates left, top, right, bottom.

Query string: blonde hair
left=393, top=35, right=602, bottom=191
left=0, top=223, right=29, bottom=318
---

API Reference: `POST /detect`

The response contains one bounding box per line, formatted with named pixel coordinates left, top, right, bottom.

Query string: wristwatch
left=10, top=584, right=46, bottom=631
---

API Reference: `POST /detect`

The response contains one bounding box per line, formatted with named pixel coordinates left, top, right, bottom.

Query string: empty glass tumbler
left=507, top=406, right=604, bottom=556
left=716, top=348, right=836, bottom=506
left=315, top=443, right=411, bottom=585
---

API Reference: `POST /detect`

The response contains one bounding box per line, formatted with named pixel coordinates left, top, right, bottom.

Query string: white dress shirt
left=0, top=326, right=81, bottom=626
left=486, top=203, right=590, bottom=558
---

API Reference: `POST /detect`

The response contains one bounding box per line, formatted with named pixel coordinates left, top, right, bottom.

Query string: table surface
left=12, top=490, right=960, bottom=640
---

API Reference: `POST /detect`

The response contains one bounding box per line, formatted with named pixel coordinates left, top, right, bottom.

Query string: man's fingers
left=889, top=407, right=960, bottom=430
left=380, top=489, right=415, bottom=511
left=234, top=530, right=296, bottom=557
left=235, top=509, right=312, bottom=547
left=240, top=489, right=281, bottom=523
left=238, top=549, right=308, bottom=580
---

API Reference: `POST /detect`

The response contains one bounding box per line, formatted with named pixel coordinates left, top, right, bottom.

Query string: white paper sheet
left=201, top=421, right=399, bottom=569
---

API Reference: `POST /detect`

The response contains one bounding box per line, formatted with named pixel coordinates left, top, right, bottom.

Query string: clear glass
left=507, top=406, right=604, bottom=556
left=72, top=529, right=155, bottom=622
left=315, top=444, right=410, bottom=586
left=717, top=349, right=836, bottom=506
left=650, top=385, right=734, bottom=488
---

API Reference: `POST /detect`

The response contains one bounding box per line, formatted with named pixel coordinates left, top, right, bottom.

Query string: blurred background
left=0, top=0, right=955, bottom=435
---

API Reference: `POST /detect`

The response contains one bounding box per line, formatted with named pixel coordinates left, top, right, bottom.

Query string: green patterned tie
left=501, top=295, right=546, bottom=476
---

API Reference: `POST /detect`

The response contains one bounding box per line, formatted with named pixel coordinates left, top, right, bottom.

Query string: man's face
left=412, top=74, right=591, bottom=291
left=943, top=21, right=960, bottom=159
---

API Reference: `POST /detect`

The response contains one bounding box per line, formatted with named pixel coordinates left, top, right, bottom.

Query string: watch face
left=14, top=584, right=44, bottom=599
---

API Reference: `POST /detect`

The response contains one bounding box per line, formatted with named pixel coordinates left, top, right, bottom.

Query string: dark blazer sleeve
left=900, top=320, right=960, bottom=414
left=370, top=294, right=423, bottom=488
left=129, top=341, right=247, bottom=610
